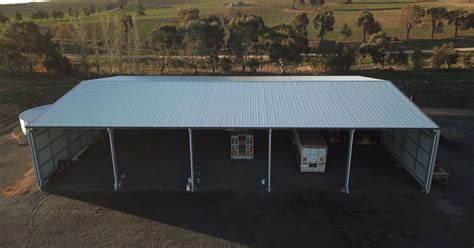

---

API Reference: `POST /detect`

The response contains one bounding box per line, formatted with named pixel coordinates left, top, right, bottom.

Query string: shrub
left=408, top=48, right=424, bottom=71
left=247, top=59, right=260, bottom=73
left=387, top=50, right=408, bottom=69
left=355, top=54, right=374, bottom=69
left=43, top=53, right=73, bottom=76
left=431, top=42, right=459, bottom=69
left=359, top=31, right=391, bottom=68
left=220, top=58, right=233, bottom=73
left=314, top=40, right=357, bottom=72
left=309, top=0, right=325, bottom=7
left=462, top=52, right=472, bottom=69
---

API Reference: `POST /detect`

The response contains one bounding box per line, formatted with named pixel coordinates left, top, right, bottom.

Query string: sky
left=0, top=0, right=50, bottom=4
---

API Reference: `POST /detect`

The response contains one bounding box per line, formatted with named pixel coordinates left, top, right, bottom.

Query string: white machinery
left=230, top=130, right=254, bottom=159
left=292, top=130, right=328, bottom=172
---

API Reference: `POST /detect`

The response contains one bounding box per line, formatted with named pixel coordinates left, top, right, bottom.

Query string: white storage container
left=293, top=130, right=328, bottom=172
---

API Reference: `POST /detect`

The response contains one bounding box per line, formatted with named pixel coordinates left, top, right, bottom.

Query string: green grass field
left=1, top=0, right=473, bottom=42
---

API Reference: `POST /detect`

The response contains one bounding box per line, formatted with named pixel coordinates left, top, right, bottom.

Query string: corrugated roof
left=28, top=76, right=438, bottom=129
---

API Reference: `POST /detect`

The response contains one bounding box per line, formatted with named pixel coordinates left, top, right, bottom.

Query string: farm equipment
left=433, top=161, right=450, bottom=185
left=230, top=129, right=254, bottom=159
left=355, top=131, right=379, bottom=146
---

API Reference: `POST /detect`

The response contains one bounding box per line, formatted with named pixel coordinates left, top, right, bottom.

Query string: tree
left=71, top=16, right=90, bottom=75
left=131, top=15, right=140, bottom=74
left=99, top=12, right=114, bottom=73
left=52, top=23, right=72, bottom=55
left=182, top=17, right=225, bottom=73
left=267, top=23, right=304, bottom=74
left=68, top=8, right=79, bottom=18
left=399, top=5, right=424, bottom=40
left=291, top=12, right=309, bottom=36
left=357, top=11, right=382, bottom=42
left=177, top=7, right=200, bottom=24
left=137, top=4, right=146, bottom=16
left=314, top=40, right=357, bottom=72
left=291, top=13, right=310, bottom=52
left=431, top=42, right=458, bottom=69
left=425, top=7, right=447, bottom=38
left=83, top=5, right=96, bottom=16
left=219, top=57, right=233, bottom=73
left=338, top=44, right=358, bottom=71
left=290, top=0, right=297, bottom=9
left=227, top=15, right=266, bottom=72
left=150, top=24, right=182, bottom=74
left=0, top=12, right=10, bottom=24
left=224, top=7, right=242, bottom=23
left=14, top=12, right=22, bottom=21
left=116, top=0, right=127, bottom=8
left=290, top=0, right=305, bottom=9
left=460, top=13, right=474, bottom=31
left=183, top=20, right=206, bottom=73
left=359, top=31, right=391, bottom=68
left=3, top=21, right=45, bottom=72
left=445, top=10, right=468, bottom=37
left=387, top=49, right=408, bottom=69
left=32, top=10, right=49, bottom=20
left=202, top=16, right=225, bottom=72
left=121, top=15, right=134, bottom=69
left=248, top=58, right=260, bottom=72
left=89, top=25, right=102, bottom=75
left=0, top=37, right=25, bottom=73
left=0, top=21, right=69, bottom=74
left=340, top=23, right=352, bottom=41
left=408, top=48, right=424, bottom=71
left=43, top=52, right=73, bottom=76
left=312, top=7, right=335, bottom=41
left=51, top=10, right=64, bottom=19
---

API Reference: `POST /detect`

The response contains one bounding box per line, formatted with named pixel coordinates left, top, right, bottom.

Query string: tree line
left=0, top=6, right=472, bottom=76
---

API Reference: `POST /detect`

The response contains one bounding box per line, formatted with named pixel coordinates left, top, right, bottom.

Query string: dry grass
left=2, top=168, right=37, bottom=197
left=6, top=129, right=22, bottom=144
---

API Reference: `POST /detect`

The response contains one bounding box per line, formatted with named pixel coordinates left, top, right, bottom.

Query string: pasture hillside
left=0, top=0, right=473, bottom=42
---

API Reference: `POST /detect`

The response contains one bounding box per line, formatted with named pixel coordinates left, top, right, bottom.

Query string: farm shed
left=21, top=76, right=440, bottom=193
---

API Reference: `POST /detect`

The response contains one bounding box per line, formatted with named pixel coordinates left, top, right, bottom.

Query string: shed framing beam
left=27, top=128, right=44, bottom=189
left=267, top=129, right=272, bottom=192
left=425, top=129, right=440, bottom=194
left=188, top=128, right=195, bottom=192
left=107, top=128, right=120, bottom=191
left=342, top=129, right=355, bottom=194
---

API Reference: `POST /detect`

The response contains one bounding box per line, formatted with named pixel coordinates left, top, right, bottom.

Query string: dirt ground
left=0, top=114, right=473, bottom=247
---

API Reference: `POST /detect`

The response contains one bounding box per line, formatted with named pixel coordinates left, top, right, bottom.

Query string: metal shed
left=22, top=76, right=440, bottom=193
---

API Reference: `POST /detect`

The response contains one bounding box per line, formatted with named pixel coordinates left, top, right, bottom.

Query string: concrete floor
left=46, top=129, right=422, bottom=193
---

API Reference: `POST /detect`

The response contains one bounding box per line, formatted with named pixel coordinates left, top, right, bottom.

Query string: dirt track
left=0, top=114, right=473, bottom=247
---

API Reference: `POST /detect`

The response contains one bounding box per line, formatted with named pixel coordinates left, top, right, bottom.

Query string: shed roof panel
left=29, top=76, right=438, bottom=129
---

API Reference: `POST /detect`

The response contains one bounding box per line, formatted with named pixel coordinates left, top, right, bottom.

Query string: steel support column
left=27, top=128, right=44, bottom=189
left=188, top=128, right=194, bottom=192
left=267, top=129, right=272, bottom=192
left=107, top=128, right=120, bottom=191
left=64, top=129, right=72, bottom=159
left=425, top=129, right=441, bottom=194
left=342, top=129, right=355, bottom=194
